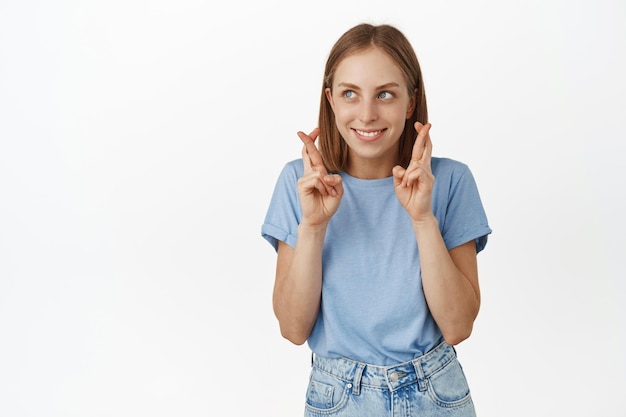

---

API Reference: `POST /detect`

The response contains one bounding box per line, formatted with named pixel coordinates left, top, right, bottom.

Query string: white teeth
left=356, top=129, right=382, bottom=137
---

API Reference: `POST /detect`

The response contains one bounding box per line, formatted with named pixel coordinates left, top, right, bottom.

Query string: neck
left=345, top=147, right=401, bottom=179
left=345, top=158, right=396, bottom=179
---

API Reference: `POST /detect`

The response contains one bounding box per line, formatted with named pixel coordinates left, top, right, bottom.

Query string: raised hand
left=392, top=122, right=435, bottom=222
left=297, top=128, right=344, bottom=227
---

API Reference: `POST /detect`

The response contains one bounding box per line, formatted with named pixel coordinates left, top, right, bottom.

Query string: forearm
left=273, top=223, right=327, bottom=345
left=413, top=215, right=480, bottom=345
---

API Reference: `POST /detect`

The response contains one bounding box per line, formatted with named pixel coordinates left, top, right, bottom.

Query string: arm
left=412, top=218, right=480, bottom=345
left=272, top=129, right=343, bottom=345
left=393, top=123, right=480, bottom=345
left=273, top=226, right=325, bottom=345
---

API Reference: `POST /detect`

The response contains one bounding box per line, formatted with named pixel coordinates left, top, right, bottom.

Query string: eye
left=342, top=90, right=356, bottom=99
left=378, top=91, right=393, bottom=100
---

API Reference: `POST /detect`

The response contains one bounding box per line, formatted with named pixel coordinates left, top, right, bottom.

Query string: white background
left=1, top=0, right=624, bottom=416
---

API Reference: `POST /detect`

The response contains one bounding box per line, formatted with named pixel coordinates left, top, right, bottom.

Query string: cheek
left=393, top=104, right=412, bottom=122
left=332, top=105, right=353, bottom=123
left=383, top=108, right=405, bottom=126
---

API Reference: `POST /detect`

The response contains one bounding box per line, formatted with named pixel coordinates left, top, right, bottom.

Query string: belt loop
left=351, top=363, right=365, bottom=395
left=413, top=359, right=427, bottom=392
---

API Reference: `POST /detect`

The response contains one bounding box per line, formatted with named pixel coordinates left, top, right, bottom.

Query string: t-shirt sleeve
left=440, top=164, right=492, bottom=253
left=261, top=160, right=303, bottom=251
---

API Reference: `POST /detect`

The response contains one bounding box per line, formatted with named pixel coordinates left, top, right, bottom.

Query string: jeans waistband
left=311, top=341, right=456, bottom=393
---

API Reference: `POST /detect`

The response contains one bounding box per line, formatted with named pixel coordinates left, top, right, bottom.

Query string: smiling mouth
left=354, top=128, right=385, bottom=137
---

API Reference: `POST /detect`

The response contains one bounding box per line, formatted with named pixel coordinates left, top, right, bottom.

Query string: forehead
left=333, top=47, right=406, bottom=87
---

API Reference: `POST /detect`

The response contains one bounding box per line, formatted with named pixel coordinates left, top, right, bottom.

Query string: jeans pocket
left=426, top=358, right=473, bottom=409
left=305, top=367, right=351, bottom=414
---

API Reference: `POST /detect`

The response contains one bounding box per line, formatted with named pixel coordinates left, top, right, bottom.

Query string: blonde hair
left=318, top=24, right=428, bottom=171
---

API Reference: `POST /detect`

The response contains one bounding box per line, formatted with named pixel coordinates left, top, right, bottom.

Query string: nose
left=358, top=98, right=378, bottom=123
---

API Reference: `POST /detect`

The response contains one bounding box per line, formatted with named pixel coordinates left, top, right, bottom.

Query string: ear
left=406, top=88, right=417, bottom=119
left=325, top=87, right=335, bottom=110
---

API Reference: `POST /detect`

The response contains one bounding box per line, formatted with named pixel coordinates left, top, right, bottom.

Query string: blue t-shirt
left=262, top=157, right=491, bottom=365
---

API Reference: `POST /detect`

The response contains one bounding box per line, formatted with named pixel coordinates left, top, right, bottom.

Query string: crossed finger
left=403, top=122, right=433, bottom=187
left=297, top=128, right=335, bottom=195
left=410, top=122, right=431, bottom=163
left=298, top=128, right=322, bottom=173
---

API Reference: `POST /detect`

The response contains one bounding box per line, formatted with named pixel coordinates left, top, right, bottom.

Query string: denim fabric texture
left=304, top=341, right=476, bottom=417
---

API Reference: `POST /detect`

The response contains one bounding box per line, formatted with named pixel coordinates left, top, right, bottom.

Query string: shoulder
left=430, top=157, right=483, bottom=197
left=272, top=159, right=305, bottom=186
left=431, top=157, right=472, bottom=180
left=281, top=158, right=305, bottom=178
left=432, top=156, right=468, bottom=172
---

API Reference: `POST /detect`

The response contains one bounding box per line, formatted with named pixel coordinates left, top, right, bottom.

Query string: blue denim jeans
left=304, top=341, right=476, bottom=417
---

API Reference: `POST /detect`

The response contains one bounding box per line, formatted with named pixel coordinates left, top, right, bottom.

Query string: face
left=326, top=47, right=416, bottom=177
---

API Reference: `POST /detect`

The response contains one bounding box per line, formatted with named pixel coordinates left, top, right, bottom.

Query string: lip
left=352, top=128, right=386, bottom=142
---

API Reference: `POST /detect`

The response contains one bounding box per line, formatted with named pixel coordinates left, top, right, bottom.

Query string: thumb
left=325, top=174, right=344, bottom=197
left=392, top=165, right=405, bottom=186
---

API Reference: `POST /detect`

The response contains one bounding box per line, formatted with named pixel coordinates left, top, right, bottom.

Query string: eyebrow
left=336, top=82, right=401, bottom=90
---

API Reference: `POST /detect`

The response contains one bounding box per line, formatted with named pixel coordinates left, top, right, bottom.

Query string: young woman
left=262, top=23, right=491, bottom=416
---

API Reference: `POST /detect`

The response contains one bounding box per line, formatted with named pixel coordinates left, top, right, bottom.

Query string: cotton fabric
left=262, top=157, right=491, bottom=366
